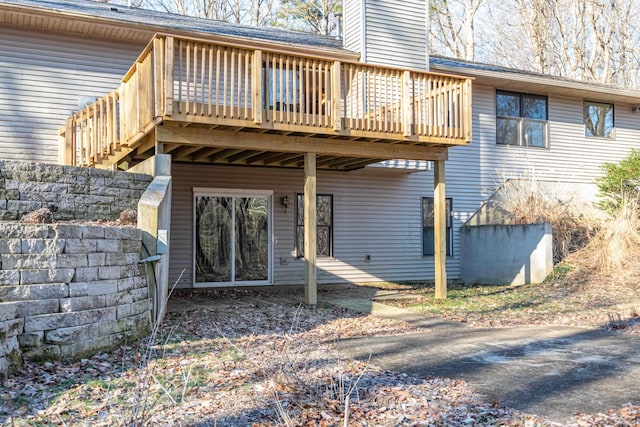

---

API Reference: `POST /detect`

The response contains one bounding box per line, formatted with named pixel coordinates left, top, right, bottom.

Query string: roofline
left=1, top=2, right=360, bottom=63
left=430, top=59, right=640, bottom=102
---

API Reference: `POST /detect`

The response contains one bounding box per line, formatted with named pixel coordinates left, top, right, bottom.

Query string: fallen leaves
left=1, top=303, right=638, bottom=426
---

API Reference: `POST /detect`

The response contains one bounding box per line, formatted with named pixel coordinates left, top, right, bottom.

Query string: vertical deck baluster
left=178, top=40, right=183, bottom=113
left=278, top=55, right=284, bottom=123
left=285, top=56, right=290, bottom=124
left=230, top=49, right=236, bottom=118
left=312, top=60, right=317, bottom=126
left=324, top=62, right=330, bottom=127
left=271, top=53, right=277, bottom=123
left=304, top=59, right=312, bottom=125
left=214, top=47, right=220, bottom=117
left=207, top=45, right=213, bottom=116
left=185, top=42, right=191, bottom=114
left=245, top=50, right=250, bottom=120
left=223, top=48, right=228, bottom=117
left=292, top=58, right=298, bottom=124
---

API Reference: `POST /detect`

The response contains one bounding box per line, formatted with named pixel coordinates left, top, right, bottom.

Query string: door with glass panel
left=194, top=189, right=272, bottom=286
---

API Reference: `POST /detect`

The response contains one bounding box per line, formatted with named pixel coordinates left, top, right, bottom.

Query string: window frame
left=295, top=193, right=333, bottom=258
left=422, top=197, right=453, bottom=257
left=584, top=100, right=615, bottom=139
left=496, top=90, right=549, bottom=148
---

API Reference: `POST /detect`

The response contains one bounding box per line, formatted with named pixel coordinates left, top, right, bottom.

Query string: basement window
left=422, top=197, right=453, bottom=256
left=296, top=194, right=333, bottom=258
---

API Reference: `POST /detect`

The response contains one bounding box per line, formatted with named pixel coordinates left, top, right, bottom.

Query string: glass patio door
left=194, top=189, right=271, bottom=286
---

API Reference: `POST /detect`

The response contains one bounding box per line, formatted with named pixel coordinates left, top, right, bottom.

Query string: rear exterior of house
left=2, top=0, right=640, bottom=302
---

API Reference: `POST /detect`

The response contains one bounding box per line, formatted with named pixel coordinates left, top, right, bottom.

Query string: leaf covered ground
left=2, top=300, right=639, bottom=426
left=374, top=263, right=640, bottom=335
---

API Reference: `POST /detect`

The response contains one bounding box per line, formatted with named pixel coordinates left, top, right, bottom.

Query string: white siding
left=0, top=25, right=144, bottom=163
left=169, top=163, right=461, bottom=288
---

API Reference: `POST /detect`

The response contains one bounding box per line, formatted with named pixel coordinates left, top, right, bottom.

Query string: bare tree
left=274, top=0, right=342, bottom=36
left=430, top=0, right=487, bottom=61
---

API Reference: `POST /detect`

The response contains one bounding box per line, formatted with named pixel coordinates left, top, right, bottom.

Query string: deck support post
left=434, top=159, right=447, bottom=299
left=304, top=152, right=317, bottom=305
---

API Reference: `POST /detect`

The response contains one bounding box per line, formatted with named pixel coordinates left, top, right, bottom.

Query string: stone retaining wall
left=0, top=223, right=150, bottom=373
left=0, top=160, right=152, bottom=221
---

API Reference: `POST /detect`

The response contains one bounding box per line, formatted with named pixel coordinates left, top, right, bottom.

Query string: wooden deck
left=59, top=34, right=472, bottom=170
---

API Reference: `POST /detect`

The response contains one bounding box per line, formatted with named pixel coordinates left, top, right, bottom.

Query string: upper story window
left=496, top=90, right=548, bottom=148
left=584, top=101, right=614, bottom=138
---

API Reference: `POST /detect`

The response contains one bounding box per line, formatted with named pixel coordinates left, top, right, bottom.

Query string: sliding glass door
left=194, top=189, right=272, bottom=286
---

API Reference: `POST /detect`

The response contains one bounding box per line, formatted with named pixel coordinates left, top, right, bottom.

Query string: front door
left=193, top=189, right=272, bottom=286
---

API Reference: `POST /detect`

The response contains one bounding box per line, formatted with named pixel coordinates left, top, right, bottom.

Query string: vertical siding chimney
left=343, top=0, right=429, bottom=71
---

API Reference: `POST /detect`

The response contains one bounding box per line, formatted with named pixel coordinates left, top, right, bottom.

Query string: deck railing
left=60, top=34, right=472, bottom=166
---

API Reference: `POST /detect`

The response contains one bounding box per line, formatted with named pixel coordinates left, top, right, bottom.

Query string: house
left=1, top=0, right=640, bottom=316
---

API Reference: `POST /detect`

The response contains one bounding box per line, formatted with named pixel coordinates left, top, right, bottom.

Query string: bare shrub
left=20, top=208, right=54, bottom=224
left=119, top=209, right=137, bottom=225
left=577, top=200, right=640, bottom=273
left=496, top=175, right=596, bottom=263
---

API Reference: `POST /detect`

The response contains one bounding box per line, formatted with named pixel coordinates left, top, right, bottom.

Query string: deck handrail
left=61, top=34, right=472, bottom=167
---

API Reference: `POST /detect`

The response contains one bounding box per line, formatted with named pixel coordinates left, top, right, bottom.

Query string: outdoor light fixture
left=280, top=195, right=289, bottom=208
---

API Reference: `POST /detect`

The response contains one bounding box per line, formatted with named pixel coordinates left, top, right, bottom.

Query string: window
left=584, top=101, right=614, bottom=138
left=496, top=90, right=548, bottom=147
left=422, top=197, right=453, bottom=256
left=296, top=194, right=333, bottom=258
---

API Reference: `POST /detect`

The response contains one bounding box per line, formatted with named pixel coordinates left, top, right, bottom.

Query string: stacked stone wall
left=0, top=223, right=151, bottom=373
left=0, top=160, right=152, bottom=221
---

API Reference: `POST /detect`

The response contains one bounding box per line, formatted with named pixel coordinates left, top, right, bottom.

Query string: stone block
left=118, top=188, right=141, bottom=200
left=0, top=270, right=20, bottom=285
left=68, top=183, right=90, bottom=194
left=0, top=189, right=20, bottom=199
left=2, top=254, right=57, bottom=270
left=20, top=268, right=75, bottom=285
left=117, top=300, right=149, bottom=319
left=105, top=291, right=133, bottom=307
left=56, top=253, right=89, bottom=268
left=48, top=225, right=83, bottom=239
left=117, top=276, right=146, bottom=292
left=0, top=302, right=18, bottom=322
left=64, top=239, right=97, bottom=254
left=0, top=211, right=19, bottom=220
left=0, top=239, right=21, bottom=254
left=73, top=267, right=99, bottom=282
left=59, top=334, right=122, bottom=359
left=15, top=299, right=59, bottom=317
left=24, top=307, right=117, bottom=332
left=130, top=287, right=149, bottom=302
left=86, top=205, right=112, bottom=217
left=0, top=200, right=6, bottom=210
left=90, top=186, right=121, bottom=197
left=0, top=283, right=69, bottom=300
left=69, top=279, right=118, bottom=297
left=45, top=323, right=100, bottom=345
left=21, top=239, right=65, bottom=255
left=104, top=253, right=126, bottom=266
left=0, top=224, right=49, bottom=239
left=1, top=336, right=19, bottom=357
left=98, top=266, right=124, bottom=280
left=87, top=253, right=106, bottom=267
left=8, top=200, right=43, bottom=213
left=82, top=226, right=105, bottom=239
left=0, top=318, right=24, bottom=338
left=96, top=239, right=122, bottom=253
left=23, top=344, right=60, bottom=361
left=60, top=295, right=106, bottom=312
left=122, top=239, right=142, bottom=253
left=18, top=331, right=44, bottom=349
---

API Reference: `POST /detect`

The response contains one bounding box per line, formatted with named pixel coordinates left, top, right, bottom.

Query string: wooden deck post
left=434, top=159, right=447, bottom=299
left=332, top=61, right=342, bottom=131
left=304, top=152, right=317, bottom=305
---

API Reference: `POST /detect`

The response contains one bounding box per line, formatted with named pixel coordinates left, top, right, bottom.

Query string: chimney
left=342, top=0, right=429, bottom=71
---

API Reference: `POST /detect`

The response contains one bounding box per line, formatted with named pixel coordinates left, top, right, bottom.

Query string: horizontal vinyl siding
left=468, top=85, right=640, bottom=193
left=169, top=163, right=461, bottom=288
left=343, top=0, right=362, bottom=55
left=0, top=25, right=144, bottom=163
left=363, top=0, right=427, bottom=70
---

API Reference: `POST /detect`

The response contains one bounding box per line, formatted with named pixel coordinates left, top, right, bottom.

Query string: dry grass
left=575, top=199, right=640, bottom=273
left=497, top=176, right=596, bottom=263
